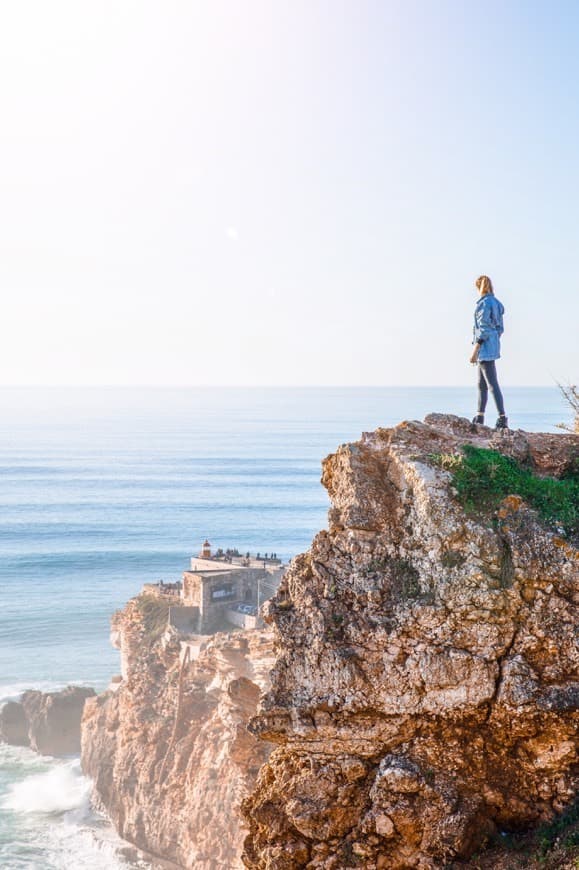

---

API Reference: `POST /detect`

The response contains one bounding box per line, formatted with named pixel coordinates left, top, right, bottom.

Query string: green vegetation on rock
left=430, top=445, right=579, bottom=539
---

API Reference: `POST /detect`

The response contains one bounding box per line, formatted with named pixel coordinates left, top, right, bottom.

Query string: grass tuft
left=429, top=445, right=579, bottom=539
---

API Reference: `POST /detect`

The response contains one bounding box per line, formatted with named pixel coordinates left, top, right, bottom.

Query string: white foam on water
left=3, top=759, right=91, bottom=815
left=0, top=741, right=53, bottom=779
left=1, top=750, right=150, bottom=869
left=45, top=814, right=151, bottom=870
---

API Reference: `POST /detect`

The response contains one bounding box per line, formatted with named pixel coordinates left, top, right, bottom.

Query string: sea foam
left=3, top=760, right=90, bottom=815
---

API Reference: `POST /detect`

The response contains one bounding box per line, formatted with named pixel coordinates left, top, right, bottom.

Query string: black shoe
left=495, top=415, right=509, bottom=430
left=472, top=414, right=484, bottom=425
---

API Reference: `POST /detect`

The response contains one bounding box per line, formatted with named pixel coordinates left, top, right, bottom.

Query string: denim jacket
left=473, top=294, right=504, bottom=361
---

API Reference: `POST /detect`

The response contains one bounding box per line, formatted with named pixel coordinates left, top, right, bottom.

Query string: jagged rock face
left=81, top=598, right=274, bottom=870
left=242, top=415, right=579, bottom=869
left=0, top=686, right=96, bottom=755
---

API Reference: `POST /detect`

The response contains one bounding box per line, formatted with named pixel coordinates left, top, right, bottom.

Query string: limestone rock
left=0, top=700, right=29, bottom=746
left=23, top=686, right=96, bottom=755
left=0, top=686, right=95, bottom=756
left=242, top=415, right=579, bottom=869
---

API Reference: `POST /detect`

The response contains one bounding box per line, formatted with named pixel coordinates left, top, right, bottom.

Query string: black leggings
left=477, top=360, right=505, bottom=416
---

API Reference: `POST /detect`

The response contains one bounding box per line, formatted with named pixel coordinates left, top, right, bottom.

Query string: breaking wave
left=3, top=759, right=90, bottom=815
left=0, top=746, right=149, bottom=868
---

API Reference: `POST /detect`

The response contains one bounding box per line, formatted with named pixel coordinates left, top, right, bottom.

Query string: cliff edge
left=242, top=414, right=579, bottom=869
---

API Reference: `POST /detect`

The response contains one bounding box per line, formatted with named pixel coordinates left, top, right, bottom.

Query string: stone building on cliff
left=144, top=539, right=285, bottom=635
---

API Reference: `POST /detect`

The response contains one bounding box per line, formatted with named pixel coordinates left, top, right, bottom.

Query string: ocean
left=0, top=386, right=572, bottom=868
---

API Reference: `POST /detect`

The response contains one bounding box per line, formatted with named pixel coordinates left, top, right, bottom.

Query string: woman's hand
left=469, top=346, right=480, bottom=365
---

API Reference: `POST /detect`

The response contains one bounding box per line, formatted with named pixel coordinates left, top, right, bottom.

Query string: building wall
left=168, top=606, right=200, bottom=635
left=182, top=573, right=203, bottom=606
left=182, top=567, right=268, bottom=632
left=188, top=557, right=235, bottom=572
left=201, top=571, right=240, bottom=612
left=225, top=609, right=260, bottom=630
left=200, top=569, right=252, bottom=632
left=248, top=558, right=283, bottom=571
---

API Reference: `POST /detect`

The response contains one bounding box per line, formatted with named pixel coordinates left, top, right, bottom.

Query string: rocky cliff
left=0, top=685, right=95, bottom=755
left=81, top=596, right=274, bottom=869
left=242, top=414, right=579, bottom=869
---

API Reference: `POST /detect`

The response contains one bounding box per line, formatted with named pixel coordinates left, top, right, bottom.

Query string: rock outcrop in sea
left=81, top=596, right=274, bottom=869
left=242, top=414, right=578, bottom=869
left=0, top=685, right=95, bottom=756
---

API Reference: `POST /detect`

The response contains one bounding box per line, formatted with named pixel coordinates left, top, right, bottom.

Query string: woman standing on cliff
left=470, top=275, right=509, bottom=429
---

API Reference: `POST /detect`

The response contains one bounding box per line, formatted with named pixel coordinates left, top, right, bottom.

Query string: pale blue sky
left=0, top=1, right=577, bottom=385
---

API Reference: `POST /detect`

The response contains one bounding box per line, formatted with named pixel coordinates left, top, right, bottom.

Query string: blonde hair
left=476, top=275, right=494, bottom=295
